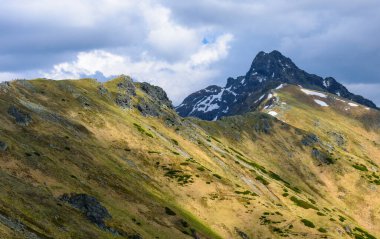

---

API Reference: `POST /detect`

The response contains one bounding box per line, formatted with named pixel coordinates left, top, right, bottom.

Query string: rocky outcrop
left=0, top=212, right=43, bottom=239
left=59, top=193, right=111, bottom=228
left=135, top=82, right=173, bottom=117
left=139, top=82, right=172, bottom=109
left=7, top=106, right=32, bottom=126
left=301, top=134, right=319, bottom=146
left=253, top=114, right=273, bottom=134
left=115, top=76, right=136, bottom=109
left=177, top=50, right=377, bottom=121
left=136, top=98, right=161, bottom=117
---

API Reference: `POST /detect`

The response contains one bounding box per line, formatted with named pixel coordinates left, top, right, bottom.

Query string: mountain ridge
left=0, top=77, right=379, bottom=238
left=176, top=50, right=377, bottom=120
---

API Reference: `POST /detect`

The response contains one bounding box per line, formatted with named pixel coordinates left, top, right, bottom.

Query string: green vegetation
left=210, top=136, right=222, bottom=143
left=229, top=147, right=244, bottom=157
left=237, top=156, right=267, bottom=174
left=148, top=150, right=160, bottom=154
left=338, top=215, right=346, bottom=222
left=300, top=219, right=315, bottom=228
left=290, top=196, right=318, bottom=210
left=133, top=123, right=154, bottom=138
left=353, top=227, right=376, bottom=239
left=234, top=190, right=257, bottom=196
left=268, top=171, right=290, bottom=185
left=213, top=174, right=222, bottom=179
left=171, top=139, right=179, bottom=146
left=165, top=207, right=176, bottom=216
left=162, top=167, right=194, bottom=185
left=318, top=227, right=327, bottom=233
left=352, top=163, right=368, bottom=171
left=255, top=175, right=269, bottom=185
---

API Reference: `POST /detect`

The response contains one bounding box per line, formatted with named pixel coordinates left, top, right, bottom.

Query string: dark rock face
left=7, top=106, right=32, bottom=126
left=59, top=193, right=111, bottom=228
left=136, top=98, right=160, bottom=117
left=0, top=141, right=7, bottom=151
left=136, top=82, right=173, bottom=117
left=140, top=82, right=172, bottom=109
left=176, top=50, right=377, bottom=121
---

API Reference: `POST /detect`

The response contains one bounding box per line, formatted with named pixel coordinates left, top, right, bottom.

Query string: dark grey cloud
left=161, top=0, right=380, bottom=105
left=0, top=0, right=379, bottom=105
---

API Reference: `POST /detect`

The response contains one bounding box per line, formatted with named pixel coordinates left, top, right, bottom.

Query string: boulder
left=235, top=227, right=250, bottom=239
left=7, top=106, right=32, bottom=126
left=59, top=193, right=111, bottom=228
left=0, top=141, right=7, bottom=151
left=311, top=148, right=334, bottom=165
left=301, top=133, right=319, bottom=146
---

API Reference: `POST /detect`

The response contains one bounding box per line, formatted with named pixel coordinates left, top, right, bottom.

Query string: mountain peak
left=247, top=50, right=298, bottom=78
left=176, top=51, right=377, bottom=120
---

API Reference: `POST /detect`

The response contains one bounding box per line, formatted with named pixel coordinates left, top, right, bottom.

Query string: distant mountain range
left=176, top=50, right=377, bottom=120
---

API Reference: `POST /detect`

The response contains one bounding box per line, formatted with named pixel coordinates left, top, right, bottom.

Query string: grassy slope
left=0, top=79, right=379, bottom=239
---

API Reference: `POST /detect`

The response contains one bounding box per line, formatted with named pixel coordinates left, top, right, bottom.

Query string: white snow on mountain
left=314, top=99, right=329, bottom=107
left=301, top=89, right=327, bottom=98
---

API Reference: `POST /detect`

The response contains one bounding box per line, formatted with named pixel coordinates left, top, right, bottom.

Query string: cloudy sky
left=0, top=0, right=379, bottom=105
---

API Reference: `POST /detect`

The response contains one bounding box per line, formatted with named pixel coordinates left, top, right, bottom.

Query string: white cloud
left=43, top=34, right=234, bottom=105
left=0, top=72, right=21, bottom=82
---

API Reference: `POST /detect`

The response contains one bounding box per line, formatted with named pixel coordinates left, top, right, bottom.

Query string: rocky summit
left=176, top=50, right=377, bottom=120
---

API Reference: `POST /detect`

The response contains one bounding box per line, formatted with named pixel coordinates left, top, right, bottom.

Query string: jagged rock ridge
left=176, top=50, right=377, bottom=120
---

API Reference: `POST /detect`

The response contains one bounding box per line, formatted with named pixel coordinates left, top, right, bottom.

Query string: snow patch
left=335, top=98, right=346, bottom=103
left=255, top=94, right=265, bottom=103
left=323, top=79, right=330, bottom=88
left=314, top=99, right=329, bottom=107
left=275, top=84, right=284, bottom=90
left=190, top=89, right=225, bottom=114
left=257, top=76, right=266, bottom=83
left=268, top=111, right=278, bottom=116
left=348, top=102, right=358, bottom=107
left=301, top=89, right=327, bottom=98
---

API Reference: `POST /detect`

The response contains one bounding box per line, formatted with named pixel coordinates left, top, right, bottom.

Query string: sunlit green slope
left=0, top=78, right=378, bottom=239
